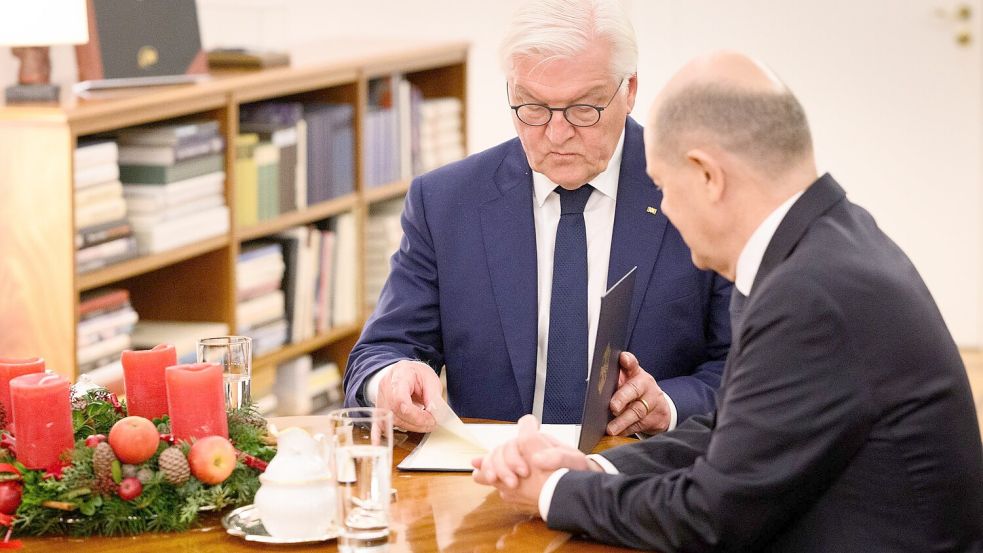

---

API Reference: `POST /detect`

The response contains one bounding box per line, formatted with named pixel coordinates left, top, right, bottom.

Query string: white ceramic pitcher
left=254, top=426, right=336, bottom=539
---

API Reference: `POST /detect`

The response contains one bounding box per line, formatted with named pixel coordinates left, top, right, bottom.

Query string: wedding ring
left=637, top=397, right=651, bottom=414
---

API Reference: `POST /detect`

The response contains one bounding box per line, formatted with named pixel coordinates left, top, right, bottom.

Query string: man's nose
left=545, top=111, right=575, bottom=143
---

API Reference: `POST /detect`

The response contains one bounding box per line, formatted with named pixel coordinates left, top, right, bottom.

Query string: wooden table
left=19, top=429, right=639, bottom=552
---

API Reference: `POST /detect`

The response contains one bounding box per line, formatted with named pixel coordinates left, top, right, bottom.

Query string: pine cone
left=136, top=467, right=154, bottom=484
left=158, top=447, right=190, bottom=486
left=92, top=442, right=118, bottom=495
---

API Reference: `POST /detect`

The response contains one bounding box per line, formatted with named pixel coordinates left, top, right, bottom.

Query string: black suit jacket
left=549, top=175, right=983, bottom=552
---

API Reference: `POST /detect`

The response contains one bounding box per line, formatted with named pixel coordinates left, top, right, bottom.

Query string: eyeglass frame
left=507, top=78, right=626, bottom=128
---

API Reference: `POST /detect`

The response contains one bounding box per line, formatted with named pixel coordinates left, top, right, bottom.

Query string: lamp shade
left=0, top=0, right=89, bottom=47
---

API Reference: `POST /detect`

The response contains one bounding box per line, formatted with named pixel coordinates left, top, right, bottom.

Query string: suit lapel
left=607, top=119, right=668, bottom=340
left=753, top=173, right=847, bottom=291
left=479, top=140, right=539, bottom=412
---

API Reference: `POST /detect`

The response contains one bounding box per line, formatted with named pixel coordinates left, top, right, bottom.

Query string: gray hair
left=654, top=84, right=814, bottom=173
left=500, top=0, right=637, bottom=81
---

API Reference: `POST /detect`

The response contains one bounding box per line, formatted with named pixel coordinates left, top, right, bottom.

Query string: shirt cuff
left=538, top=468, right=569, bottom=521
left=587, top=454, right=620, bottom=475
left=364, top=365, right=394, bottom=406
left=664, top=391, right=679, bottom=431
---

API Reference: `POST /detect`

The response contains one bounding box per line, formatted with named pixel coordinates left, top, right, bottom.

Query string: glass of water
left=196, top=336, right=252, bottom=410
left=327, top=407, right=393, bottom=553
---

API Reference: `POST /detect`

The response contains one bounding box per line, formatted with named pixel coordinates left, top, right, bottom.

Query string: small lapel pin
left=646, top=206, right=658, bottom=215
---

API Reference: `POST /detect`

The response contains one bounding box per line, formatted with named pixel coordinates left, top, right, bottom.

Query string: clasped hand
left=471, top=414, right=598, bottom=514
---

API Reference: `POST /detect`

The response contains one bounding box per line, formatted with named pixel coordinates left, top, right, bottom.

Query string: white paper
left=397, top=423, right=580, bottom=471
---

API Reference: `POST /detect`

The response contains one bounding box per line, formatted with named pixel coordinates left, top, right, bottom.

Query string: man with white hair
left=472, top=50, right=983, bottom=552
left=344, top=0, right=732, bottom=435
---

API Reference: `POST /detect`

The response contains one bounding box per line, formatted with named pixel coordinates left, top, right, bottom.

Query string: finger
left=609, top=376, right=644, bottom=415
left=416, top=367, right=443, bottom=407
left=502, top=438, right=529, bottom=479
left=394, top=401, right=436, bottom=432
left=471, top=456, right=484, bottom=470
left=619, top=351, right=640, bottom=375
left=492, top=440, right=519, bottom=489
left=530, top=447, right=583, bottom=472
left=607, top=399, right=647, bottom=435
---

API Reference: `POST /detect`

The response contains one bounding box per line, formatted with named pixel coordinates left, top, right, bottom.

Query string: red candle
left=121, top=344, right=176, bottom=420
left=165, top=363, right=227, bottom=441
left=0, top=357, right=46, bottom=432
left=10, top=372, right=74, bottom=469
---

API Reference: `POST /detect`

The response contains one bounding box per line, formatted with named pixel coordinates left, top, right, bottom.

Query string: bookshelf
left=0, top=39, right=468, bottom=399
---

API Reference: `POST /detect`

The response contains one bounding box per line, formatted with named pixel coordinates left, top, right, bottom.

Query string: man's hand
left=471, top=415, right=599, bottom=515
left=608, top=351, right=672, bottom=435
left=376, top=360, right=442, bottom=432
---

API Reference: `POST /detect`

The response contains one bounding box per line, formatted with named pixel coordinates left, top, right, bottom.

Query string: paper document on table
left=397, top=423, right=580, bottom=472
left=427, top=396, right=485, bottom=450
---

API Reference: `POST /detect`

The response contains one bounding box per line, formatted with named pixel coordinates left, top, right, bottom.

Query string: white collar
left=735, top=190, right=805, bottom=295
left=532, top=130, right=625, bottom=207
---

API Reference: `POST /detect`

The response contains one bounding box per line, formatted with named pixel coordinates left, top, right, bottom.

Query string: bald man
left=472, top=51, right=983, bottom=552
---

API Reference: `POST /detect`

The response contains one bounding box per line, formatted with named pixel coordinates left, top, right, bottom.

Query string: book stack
left=275, top=355, right=343, bottom=415
left=236, top=241, right=288, bottom=356
left=234, top=133, right=260, bottom=227
left=271, top=214, right=356, bottom=343
left=365, top=77, right=399, bottom=188
left=330, top=212, right=359, bottom=327
left=304, top=103, right=355, bottom=203
left=74, top=139, right=138, bottom=273
left=130, top=320, right=230, bottom=363
left=116, top=120, right=230, bottom=254
left=364, top=75, right=424, bottom=187
left=77, top=288, right=139, bottom=390
left=419, top=97, right=466, bottom=173
left=240, top=102, right=307, bottom=217
left=364, top=198, right=404, bottom=309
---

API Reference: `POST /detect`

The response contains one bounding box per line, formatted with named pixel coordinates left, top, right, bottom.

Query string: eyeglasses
left=507, top=79, right=624, bottom=127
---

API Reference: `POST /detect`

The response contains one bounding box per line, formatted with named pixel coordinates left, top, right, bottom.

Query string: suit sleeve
left=548, top=273, right=872, bottom=552
left=343, top=176, right=444, bottom=407
left=602, top=412, right=715, bottom=474
left=658, top=271, right=732, bottom=422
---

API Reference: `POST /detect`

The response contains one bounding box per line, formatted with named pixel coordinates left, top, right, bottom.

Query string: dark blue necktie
left=543, top=184, right=593, bottom=424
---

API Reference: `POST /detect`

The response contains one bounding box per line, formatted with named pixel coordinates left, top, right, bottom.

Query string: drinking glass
left=196, top=336, right=252, bottom=410
left=327, top=407, right=393, bottom=552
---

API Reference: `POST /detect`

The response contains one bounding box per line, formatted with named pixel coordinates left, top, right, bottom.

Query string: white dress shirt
left=538, top=188, right=805, bottom=521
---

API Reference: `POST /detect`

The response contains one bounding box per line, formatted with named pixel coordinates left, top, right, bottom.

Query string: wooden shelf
left=236, top=194, right=359, bottom=242
left=76, top=235, right=230, bottom=292
left=254, top=322, right=363, bottom=368
left=364, top=180, right=411, bottom=204
left=0, top=39, right=468, bottom=387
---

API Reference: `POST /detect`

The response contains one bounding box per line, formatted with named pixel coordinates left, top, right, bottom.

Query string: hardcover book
left=75, top=0, right=208, bottom=90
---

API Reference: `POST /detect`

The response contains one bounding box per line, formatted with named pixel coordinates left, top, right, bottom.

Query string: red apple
left=108, top=416, right=159, bottom=464
left=118, top=477, right=142, bottom=501
left=84, top=434, right=107, bottom=448
left=188, top=436, right=236, bottom=485
left=0, top=481, right=21, bottom=514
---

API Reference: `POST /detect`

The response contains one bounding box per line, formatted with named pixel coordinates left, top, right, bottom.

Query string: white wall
left=3, top=0, right=981, bottom=346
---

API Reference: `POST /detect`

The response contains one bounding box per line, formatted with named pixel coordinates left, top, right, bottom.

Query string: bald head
left=650, top=51, right=813, bottom=176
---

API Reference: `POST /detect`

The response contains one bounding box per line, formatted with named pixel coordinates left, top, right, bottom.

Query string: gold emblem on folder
left=597, top=343, right=612, bottom=394
left=138, top=46, right=160, bottom=69
left=646, top=206, right=658, bottom=215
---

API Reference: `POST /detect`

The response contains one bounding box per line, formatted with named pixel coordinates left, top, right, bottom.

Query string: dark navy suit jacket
left=549, top=175, right=983, bottom=552
left=344, top=118, right=732, bottom=423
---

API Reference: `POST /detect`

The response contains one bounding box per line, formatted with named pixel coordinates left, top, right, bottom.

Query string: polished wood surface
left=19, top=430, right=639, bottom=553
left=964, top=349, right=983, bottom=435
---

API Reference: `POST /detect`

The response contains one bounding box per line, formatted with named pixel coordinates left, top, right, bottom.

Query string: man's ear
left=686, top=148, right=725, bottom=203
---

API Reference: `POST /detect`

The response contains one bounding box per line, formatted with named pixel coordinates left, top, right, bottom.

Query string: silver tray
left=222, top=504, right=340, bottom=544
